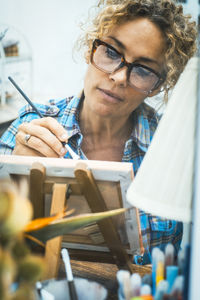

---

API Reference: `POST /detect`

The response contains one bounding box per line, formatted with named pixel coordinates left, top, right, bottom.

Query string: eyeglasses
left=91, top=39, right=166, bottom=95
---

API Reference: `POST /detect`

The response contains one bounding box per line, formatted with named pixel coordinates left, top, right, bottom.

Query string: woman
left=0, top=0, right=197, bottom=264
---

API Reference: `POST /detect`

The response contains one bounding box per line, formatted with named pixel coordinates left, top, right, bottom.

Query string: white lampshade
left=126, top=57, right=198, bottom=222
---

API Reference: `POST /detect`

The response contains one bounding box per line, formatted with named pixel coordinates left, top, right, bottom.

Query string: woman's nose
left=108, top=67, right=128, bottom=87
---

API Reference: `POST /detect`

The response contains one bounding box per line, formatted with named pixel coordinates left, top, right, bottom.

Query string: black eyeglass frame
left=91, top=39, right=166, bottom=94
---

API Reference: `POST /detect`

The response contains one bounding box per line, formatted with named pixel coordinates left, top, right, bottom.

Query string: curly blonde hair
left=77, top=0, right=197, bottom=100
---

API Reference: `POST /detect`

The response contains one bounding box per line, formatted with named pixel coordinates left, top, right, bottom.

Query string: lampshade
left=126, top=57, right=198, bottom=222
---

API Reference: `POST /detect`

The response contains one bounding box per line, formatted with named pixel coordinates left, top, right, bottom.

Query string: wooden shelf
left=4, top=54, right=32, bottom=64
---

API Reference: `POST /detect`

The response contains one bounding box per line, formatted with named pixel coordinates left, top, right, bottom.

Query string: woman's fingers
left=15, top=130, right=60, bottom=157
left=13, top=117, right=69, bottom=157
left=13, top=132, right=46, bottom=157
left=19, top=122, right=66, bottom=156
left=13, top=144, right=45, bottom=157
left=31, top=117, right=69, bottom=142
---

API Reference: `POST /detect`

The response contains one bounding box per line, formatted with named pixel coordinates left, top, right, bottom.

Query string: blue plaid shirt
left=0, top=95, right=183, bottom=264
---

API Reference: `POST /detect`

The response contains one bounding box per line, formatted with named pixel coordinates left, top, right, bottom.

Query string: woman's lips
left=98, top=88, right=123, bottom=103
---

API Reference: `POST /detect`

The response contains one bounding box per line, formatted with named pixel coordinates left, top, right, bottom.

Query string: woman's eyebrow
left=136, top=56, right=160, bottom=67
left=108, top=36, right=126, bottom=50
left=108, top=36, right=160, bottom=67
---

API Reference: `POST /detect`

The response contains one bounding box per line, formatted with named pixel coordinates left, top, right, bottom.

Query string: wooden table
left=59, top=260, right=152, bottom=300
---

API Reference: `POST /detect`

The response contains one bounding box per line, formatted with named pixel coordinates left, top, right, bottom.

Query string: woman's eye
left=105, top=47, right=120, bottom=60
left=133, top=66, right=153, bottom=77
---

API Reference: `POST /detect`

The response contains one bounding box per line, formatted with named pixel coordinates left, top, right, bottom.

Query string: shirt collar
left=131, top=103, right=154, bottom=153
left=59, top=95, right=82, bottom=139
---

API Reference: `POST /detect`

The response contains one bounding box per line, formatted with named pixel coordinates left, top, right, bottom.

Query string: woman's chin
left=92, top=104, right=117, bottom=118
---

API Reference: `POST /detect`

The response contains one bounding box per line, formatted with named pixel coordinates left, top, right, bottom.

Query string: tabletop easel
left=29, top=161, right=135, bottom=279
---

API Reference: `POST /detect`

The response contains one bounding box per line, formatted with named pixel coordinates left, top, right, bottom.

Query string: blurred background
left=0, top=0, right=95, bottom=105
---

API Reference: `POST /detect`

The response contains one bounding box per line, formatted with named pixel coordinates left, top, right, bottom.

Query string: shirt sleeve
left=0, top=100, right=61, bottom=155
left=0, top=117, right=22, bottom=154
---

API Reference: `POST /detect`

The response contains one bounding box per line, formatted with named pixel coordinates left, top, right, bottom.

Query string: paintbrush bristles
left=61, top=248, right=73, bottom=282
left=165, top=243, right=175, bottom=267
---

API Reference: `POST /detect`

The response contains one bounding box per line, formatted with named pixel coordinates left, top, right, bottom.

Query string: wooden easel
left=29, top=161, right=134, bottom=279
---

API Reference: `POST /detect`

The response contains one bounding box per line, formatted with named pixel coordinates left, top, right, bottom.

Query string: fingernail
left=60, top=133, right=68, bottom=141
left=60, top=147, right=66, bottom=155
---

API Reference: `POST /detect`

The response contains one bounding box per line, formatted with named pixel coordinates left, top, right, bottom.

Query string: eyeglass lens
left=92, top=42, right=160, bottom=92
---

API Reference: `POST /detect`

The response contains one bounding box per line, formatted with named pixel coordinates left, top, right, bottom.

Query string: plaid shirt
left=0, top=95, right=183, bottom=264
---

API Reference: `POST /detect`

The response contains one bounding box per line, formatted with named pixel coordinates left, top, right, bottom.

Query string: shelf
left=3, top=54, right=32, bottom=64
left=0, top=25, right=32, bottom=106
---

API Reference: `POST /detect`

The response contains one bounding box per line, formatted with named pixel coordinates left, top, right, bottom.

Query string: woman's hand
left=13, top=117, right=69, bottom=157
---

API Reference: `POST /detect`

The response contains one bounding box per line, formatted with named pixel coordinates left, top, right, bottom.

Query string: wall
left=180, top=0, right=199, bottom=23
left=0, top=0, right=95, bottom=103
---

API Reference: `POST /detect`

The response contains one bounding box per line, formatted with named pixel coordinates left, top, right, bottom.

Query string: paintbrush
left=36, top=281, right=55, bottom=300
left=61, top=248, right=78, bottom=300
left=8, top=76, right=80, bottom=160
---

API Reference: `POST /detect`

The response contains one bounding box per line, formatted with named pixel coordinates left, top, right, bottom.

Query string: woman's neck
left=79, top=102, right=133, bottom=161
left=79, top=106, right=132, bottom=144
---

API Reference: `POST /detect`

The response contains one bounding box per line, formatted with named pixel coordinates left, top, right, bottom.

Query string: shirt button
left=47, top=106, right=59, bottom=115
left=49, top=107, right=55, bottom=113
